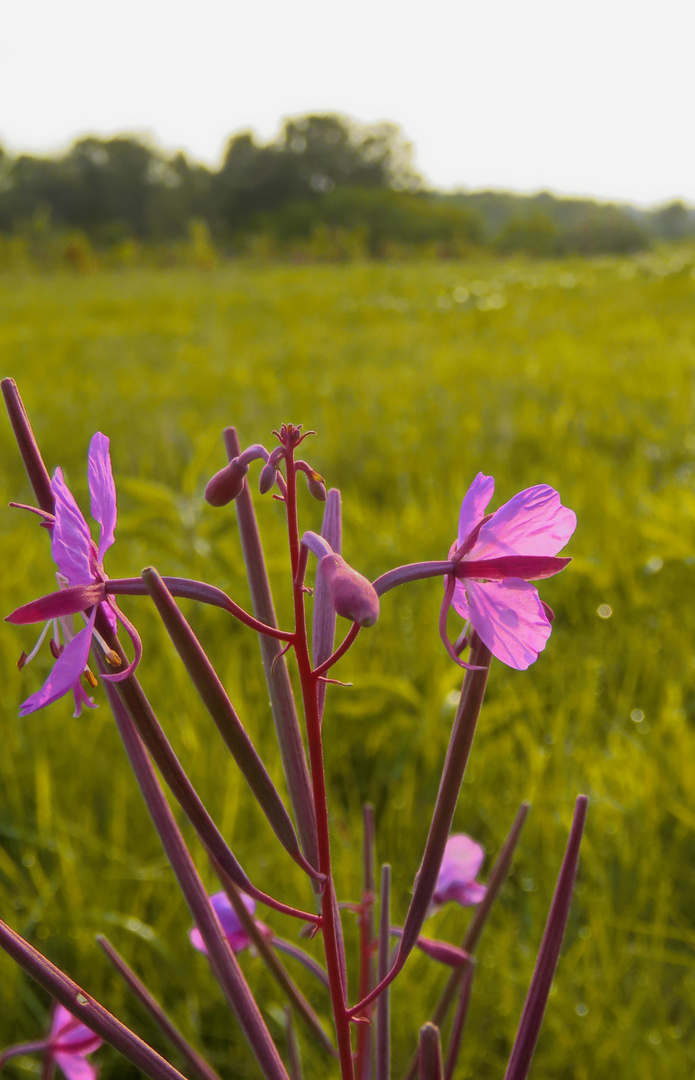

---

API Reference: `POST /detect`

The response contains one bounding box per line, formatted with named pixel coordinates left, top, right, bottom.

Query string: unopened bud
left=307, top=473, right=327, bottom=502
left=259, top=461, right=277, bottom=494
left=205, top=459, right=249, bottom=506
left=319, top=554, right=379, bottom=627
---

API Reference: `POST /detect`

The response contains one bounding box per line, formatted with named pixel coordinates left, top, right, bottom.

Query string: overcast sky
left=2, top=0, right=693, bottom=206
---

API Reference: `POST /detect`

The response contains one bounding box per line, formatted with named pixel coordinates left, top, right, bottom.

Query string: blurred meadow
left=1, top=247, right=695, bottom=1078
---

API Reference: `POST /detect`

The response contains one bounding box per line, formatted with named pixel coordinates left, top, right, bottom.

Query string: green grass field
left=1, top=249, right=695, bottom=1078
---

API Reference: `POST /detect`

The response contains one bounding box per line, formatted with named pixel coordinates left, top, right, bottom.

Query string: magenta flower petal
left=451, top=579, right=470, bottom=621
left=190, top=890, right=256, bottom=954
left=19, top=611, right=97, bottom=717
left=51, top=1006, right=103, bottom=1053
left=53, top=1053, right=98, bottom=1080
left=7, top=583, right=106, bottom=625
left=472, top=484, right=576, bottom=560
left=456, top=881, right=487, bottom=904
left=50, top=468, right=94, bottom=585
left=433, top=834, right=486, bottom=908
left=457, top=473, right=495, bottom=549
left=435, top=835, right=484, bottom=902
left=465, top=579, right=551, bottom=670
left=48, top=1005, right=102, bottom=1080
left=88, top=433, right=117, bottom=563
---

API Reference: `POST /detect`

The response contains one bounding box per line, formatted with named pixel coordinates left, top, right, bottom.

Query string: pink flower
left=189, top=891, right=260, bottom=955
left=48, top=1006, right=103, bottom=1080
left=6, top=433, right=141, bottom=716
left=442, top=474, right=576, bottom=670
left=433, top=834, right=487, bottom=908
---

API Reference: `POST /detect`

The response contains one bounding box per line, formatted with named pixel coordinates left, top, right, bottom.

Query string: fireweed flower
left=443, top=473, right=576, bottom=670
left=189, top=891, right=262, bottom=955
left=6, top=433, right=141, bottom=717
left=0, top=1005, right=103, bottom=1080
left=433, top=834, right=487, bottom=908
left=47, top=1005, right=103, bottom=1080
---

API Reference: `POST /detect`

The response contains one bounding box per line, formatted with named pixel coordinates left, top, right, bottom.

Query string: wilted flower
left=189, top=891, right=261, bottom=955
left=6, top=433, right=141, bottom=716
left=443, top=474, right=576, bottom=670
left=433, top=834, right=487, bottom=908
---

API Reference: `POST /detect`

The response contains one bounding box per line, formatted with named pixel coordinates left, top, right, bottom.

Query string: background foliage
left=2, top=115, right=694, bottom=266
left=1, top=246, right=695, bottom=1078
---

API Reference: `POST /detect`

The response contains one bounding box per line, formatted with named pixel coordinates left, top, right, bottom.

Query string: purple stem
left=443, top=963, right=474, bottom=1080
left=39, top=1050, right=55, bottom=1080
left=504, top=795, right=589, bottom=1080
left=357, top=804, right=376, bottom=1080
left=311, top=490, right=341, bottom=725
left=105, top=577, right=292, bottom=642
left=284, top=1006, right=304, bottom=1080
left=96, top=935, right=222, bottom=1080
left=96, top=624, right=317, bottom=924
left=141, top=568, right=320, bottom=881
left=214, top=872, right=336, bottom=1056
left=372, top=563, right=455, bottom=597
left=396, top=635, right=491, bottom=961
left=1, top=378, right=54, bottom=514
left=417, top=1024, right=443, bottom=1080
left=271, top=938, right=330, bottom=990
left=227, top=427, right=320, bottom=876
left=349, top=636, right=491, bottom=1019
left=376, top=865, right=391, bottom=1080
left=403, top=801, right=530, bottom=1078
left=0, top=920, right=188, bottom=1080
left=0, top=1041, right=48, bottom=1072
left=100, top=677, right=290, bottom=1080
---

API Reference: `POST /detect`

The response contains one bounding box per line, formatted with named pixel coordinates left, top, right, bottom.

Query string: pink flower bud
left=319, top=554, right=379, bottom=627
left=259, top=461, right=277, bottom=494
left=205, top=459, right=248, bottom=506
left=307, top=474, right=327, bottom=502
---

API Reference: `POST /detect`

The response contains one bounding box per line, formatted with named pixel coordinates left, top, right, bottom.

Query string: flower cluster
left=1, top=384, right=585, bottom=1080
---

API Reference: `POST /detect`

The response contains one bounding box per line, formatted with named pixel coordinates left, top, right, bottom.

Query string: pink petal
left=19, top=612, right=97, bottom=717
left=50, top=1005, right=75, bottom=1038
left=465, top=578, right=552, bottom=670
left=54, top=1052, right=98, bottom=1080
left=457, top=555, right=571, bottom=583
left=471, top=485, right=576, bottom=559
left=7, top=583, right=105, bottom=625
left=51, top=468, right=94, bottom=585
left=53, top=1027, right=102, bottom=1053
left=457, top=473, right=495, bottom=548
left=88, top=433, right=117, bottom=564
left=190, top=891, right=255, bottom=954
left=435, top=834, right=486, bottom=904
left=450, top=580, right=470, bottom=620
left=450, top=881, right=487, bottom=906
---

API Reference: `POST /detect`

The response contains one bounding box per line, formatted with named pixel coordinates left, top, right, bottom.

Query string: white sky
left=2, top=0, right=693, bottom=206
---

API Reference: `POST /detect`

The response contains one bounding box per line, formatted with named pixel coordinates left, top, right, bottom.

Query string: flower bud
left=319, top=554, right=379, bottom=627
left=259, top=461, right=277, bottom=494
left=205, top=458, right=248, bottom=506
left=307, top=474, right=327, bottom=502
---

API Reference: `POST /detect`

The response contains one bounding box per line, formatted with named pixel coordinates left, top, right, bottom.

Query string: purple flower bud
left=307, top=474, right=327, bottom=502
left=319, top=554, right=379, bottom=628
left=205, top=459, right=248, bottom=506
left=259, top=461, right=277, bottom=495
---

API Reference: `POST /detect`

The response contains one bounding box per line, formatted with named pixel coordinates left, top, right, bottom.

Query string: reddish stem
left=284, top=439, right=355, bottom=1080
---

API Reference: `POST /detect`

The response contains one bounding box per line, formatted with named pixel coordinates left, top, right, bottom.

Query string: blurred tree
left=213, top=114, right=421, bottom=237
left=651, top=200, right=693, bottom=240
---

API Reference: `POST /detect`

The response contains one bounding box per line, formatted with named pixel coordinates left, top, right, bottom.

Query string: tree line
left=0, top=114, right=692, bottom=265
